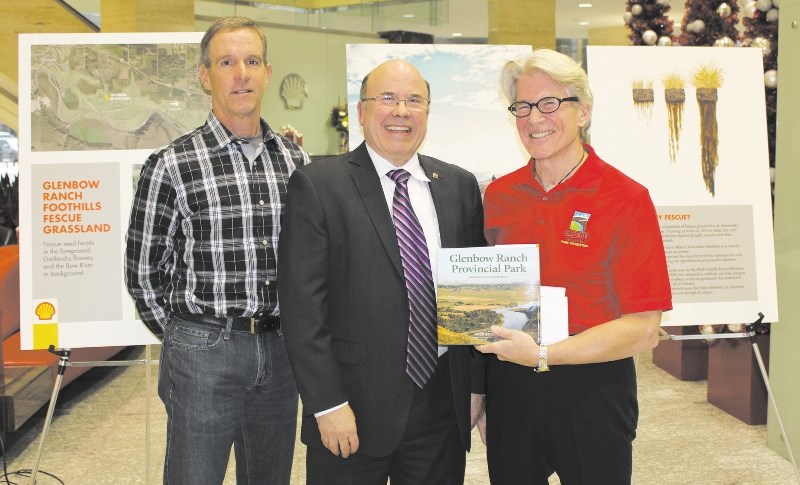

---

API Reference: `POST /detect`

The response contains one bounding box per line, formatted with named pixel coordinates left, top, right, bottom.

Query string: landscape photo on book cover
left=437, top=245, right=540, bottom=345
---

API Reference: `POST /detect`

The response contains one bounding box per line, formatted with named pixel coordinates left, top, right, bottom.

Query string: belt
left=175, top=313, right=280, bottom=334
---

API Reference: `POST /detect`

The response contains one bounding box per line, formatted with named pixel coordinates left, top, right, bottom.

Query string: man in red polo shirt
left=476, top=49, right=672, bottom=485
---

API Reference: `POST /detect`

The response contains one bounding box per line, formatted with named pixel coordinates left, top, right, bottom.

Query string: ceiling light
left=578, top=21, right=590, bottom=26
left=452, top=32, right=463, bottom=37
left=578, top=3, right=593, bottom=7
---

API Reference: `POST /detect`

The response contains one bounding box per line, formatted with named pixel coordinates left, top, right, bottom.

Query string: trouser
left=159, top=315, right=299, bottom=485
left=485, top=356, right=638, bottom=485
left=306, top=355, right=466, bottom=485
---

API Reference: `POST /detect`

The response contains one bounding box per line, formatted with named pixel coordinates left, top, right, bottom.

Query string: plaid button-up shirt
left=125, top=112, right=310, bottom=337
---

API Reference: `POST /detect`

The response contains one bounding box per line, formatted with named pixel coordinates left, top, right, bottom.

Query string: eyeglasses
left=361, top=94, right=430, bottom=112
left=508, top=96, right=579, bottom=117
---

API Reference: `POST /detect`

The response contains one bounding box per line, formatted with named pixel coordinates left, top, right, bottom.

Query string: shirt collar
left=365, top=144, right=431, bottom=183
left=564, top=144, right=603, bottom=191
left=206, top=112, right=275, bottom=149
left=520, top=144, right=603, bottom=192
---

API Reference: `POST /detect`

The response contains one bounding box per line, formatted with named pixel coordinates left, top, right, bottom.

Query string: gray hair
left=501, top=49, right=593, bottom=137
left=200, top=16, right=268, bottom=68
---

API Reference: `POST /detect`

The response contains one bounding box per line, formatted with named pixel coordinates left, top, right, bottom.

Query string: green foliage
left=443, top=308, right=503, bottom=333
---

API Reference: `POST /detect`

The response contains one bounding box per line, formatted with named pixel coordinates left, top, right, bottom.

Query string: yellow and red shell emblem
left=35, top=301, right=56, bottom=320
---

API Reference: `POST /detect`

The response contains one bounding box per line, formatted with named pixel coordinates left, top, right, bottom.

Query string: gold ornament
left=751, top=36, right=772, bottom=56
left=713, top=36, right=735, bottom=47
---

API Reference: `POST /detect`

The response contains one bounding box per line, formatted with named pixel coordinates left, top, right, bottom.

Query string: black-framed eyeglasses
left=508, top=96, right=579, bottom=117
left=361, top=94, right=430, bottom=112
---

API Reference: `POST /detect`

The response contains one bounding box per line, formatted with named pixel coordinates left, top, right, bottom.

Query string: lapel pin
left=432, top=172, right=440, bottom=179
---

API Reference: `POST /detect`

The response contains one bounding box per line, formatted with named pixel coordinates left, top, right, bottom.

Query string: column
left=101, top=0, right=194, bottom=33
left=488, top=0, right=555, bottom=49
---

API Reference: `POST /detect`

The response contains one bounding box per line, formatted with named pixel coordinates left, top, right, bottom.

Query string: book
left=437, top=244, right=542, bottom=345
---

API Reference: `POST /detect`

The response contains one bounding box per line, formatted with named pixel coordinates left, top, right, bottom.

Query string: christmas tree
left=678, top=0, right=740, bottom=46
left=741, top=0, right=779, bottom=168
left=624, top=0, right=677, bottom=46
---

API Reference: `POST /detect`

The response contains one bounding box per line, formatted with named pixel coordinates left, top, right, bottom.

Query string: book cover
left=437, top=244, right=541, bottom=345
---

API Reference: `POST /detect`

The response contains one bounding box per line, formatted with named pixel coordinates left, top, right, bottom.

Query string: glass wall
left=0, top=123, right=17, bottom=180
left=194, top=0, right=450, bottom=37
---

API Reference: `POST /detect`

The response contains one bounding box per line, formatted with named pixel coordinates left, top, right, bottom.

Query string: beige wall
left=588, top=26, right=628, bottom=46
left=767, top=0, right=800, bottom=464
left=488, top=0, right=555, bottom=49
left=193, top=20, right=386, bottom=156
left=101, top=0, right=194, bottom=33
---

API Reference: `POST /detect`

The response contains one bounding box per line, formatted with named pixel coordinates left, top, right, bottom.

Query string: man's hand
left=476, top=325, right=539, bottom=367
left=316, top=404, right=359, bottom=458
left=470, top=393, right=487, bottom=445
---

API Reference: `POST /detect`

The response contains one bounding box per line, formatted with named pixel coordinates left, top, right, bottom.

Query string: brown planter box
left=652, top=325, right=708, bottom=381
left=707, top=334, right=770, bottom=425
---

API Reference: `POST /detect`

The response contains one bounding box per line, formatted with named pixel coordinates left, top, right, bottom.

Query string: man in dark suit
left=278, top=60, right=486, bottom=485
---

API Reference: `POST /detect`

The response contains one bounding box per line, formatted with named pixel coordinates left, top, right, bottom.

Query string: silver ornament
left=714, top=36, right=735, bottom=47
left=773, top=0, right=780, bottom=6
left=657, top=36, right=673, bottom=46
left=766, top=8, right=779, bottom=21
left=642, top=30, right=658, bottom=45
left=743, top=1, right=758, bottom=18
left=764, top=69, right=778, bottom=88
left=631, top=4, right=643, bottom=16
left=752, top=36, right=772, bottom=56
left=717, top=2, right=732, bottom=17
left=623, top=11, right=633, bottom=24
left=757, top=0, right=773, bottom=12
left=692, top=19, right=706, bottom=32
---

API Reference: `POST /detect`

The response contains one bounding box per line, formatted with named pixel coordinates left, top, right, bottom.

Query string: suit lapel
left=348, top=143, right=405, bottom=277
left=420, top=156, right=456, bottom=248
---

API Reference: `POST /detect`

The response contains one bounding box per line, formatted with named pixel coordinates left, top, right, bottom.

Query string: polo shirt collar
left=522, top=144, right=603, bottom=193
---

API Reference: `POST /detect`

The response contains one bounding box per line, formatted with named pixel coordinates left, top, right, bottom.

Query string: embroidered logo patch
left=561, top=211, right=591, bottom=247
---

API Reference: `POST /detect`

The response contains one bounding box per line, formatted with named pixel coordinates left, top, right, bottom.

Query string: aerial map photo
left=31, top=43, right=209, bottom=152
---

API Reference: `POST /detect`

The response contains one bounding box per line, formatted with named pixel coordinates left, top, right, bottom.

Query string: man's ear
left=264, top=63, right=273, bottom=89
left=576, top=102, right=590, bottom=129
left=199, top=64, right=211, bottom=92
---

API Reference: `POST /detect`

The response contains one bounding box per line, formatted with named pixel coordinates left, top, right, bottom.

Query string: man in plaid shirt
left=125, top=16, right=309, bottom=485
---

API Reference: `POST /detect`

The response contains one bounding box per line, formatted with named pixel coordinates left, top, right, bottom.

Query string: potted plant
left=329, top=104, right=349, bottom=154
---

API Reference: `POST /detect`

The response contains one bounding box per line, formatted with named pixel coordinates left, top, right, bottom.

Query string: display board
left=587, top=46, right=778, bottom=326
left=18, top=32, right=206, bottom=349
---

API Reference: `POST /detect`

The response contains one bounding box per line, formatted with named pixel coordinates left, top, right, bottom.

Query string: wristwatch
left=535, top=344, right=550, bottom=373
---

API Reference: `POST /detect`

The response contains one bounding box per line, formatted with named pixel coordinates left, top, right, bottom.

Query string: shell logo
left=35, top=302, right=56, bottom=321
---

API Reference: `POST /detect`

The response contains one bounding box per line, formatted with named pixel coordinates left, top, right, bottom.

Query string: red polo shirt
left=484, top=145, right=672, bottom=334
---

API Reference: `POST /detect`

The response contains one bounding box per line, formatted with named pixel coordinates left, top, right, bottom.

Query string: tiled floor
left=1, top=346, right=797, bottom=484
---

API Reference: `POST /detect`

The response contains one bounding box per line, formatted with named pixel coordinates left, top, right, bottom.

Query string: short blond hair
left=200, top=16, right=268, bottom=68
left=501, top=49, right=593, bottom=137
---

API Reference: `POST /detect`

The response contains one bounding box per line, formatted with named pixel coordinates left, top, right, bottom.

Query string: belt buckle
left=249, top=318, right=256, bottom=334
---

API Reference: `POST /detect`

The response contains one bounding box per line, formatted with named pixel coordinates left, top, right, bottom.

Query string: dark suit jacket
left=279, top=142, right=486, bottom=457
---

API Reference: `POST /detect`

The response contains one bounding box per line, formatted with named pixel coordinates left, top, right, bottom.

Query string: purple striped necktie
left=388, top=169, right=438, bottom=388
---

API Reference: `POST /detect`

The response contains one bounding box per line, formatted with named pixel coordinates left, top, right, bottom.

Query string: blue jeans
left=159, top=316, right=299, bottom=484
